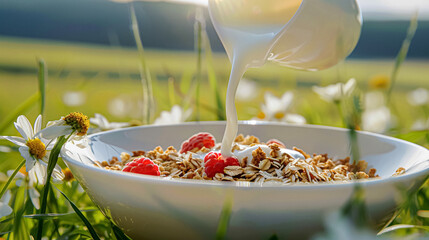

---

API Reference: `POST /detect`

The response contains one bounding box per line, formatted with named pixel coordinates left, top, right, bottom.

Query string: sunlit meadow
left=0, top=1, right=428, bottom=239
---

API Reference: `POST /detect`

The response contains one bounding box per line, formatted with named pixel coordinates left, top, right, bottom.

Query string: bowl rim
left=62, top=121, right=429, bottom=190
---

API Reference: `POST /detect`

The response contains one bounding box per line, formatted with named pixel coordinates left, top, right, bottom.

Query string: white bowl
left=61, top=122, right=429, bottom=239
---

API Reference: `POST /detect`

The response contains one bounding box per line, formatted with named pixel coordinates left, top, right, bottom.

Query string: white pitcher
left=208, top=0, right=362, bottom=71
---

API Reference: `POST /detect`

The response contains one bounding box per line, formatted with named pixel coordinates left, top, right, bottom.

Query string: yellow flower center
left=274, top=112, right=285, bottom=120
left=19, top=166, right=28, bottom=176
left=26, top=138, right=46, bottom=159
left=369, top=74, right=390, bottom=89
left=64, top=112, right=90, bottom=136
left=257, top=111, right=266, bottom=119
left=62, top=168, right=74, bottom=182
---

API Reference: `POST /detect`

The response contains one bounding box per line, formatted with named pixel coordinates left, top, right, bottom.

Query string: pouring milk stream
left=207, top=0, right=362, bottom=157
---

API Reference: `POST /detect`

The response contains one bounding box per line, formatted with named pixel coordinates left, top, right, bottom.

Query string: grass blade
left=346, top=95, right=363, bottom=166
left=168, top=77, right=176, bottom=107
left=387, top=13, right=418, bottom=101
left=216, top=197, right=233, bottom=240
left=38, top=59, right=47, bottom=116
left=0, top=159, right=25, bottom=200
left=180, top=70, right=195, bottom=110
left=11, top=180, right=29, bottom=240
left=24, top=209, right=96, bottom=220
left=130, top=4, right=155, bottom=124
left=204, top=23, right=225, bottom=120
left=36, top=135, right=68, bottom=240
left=194, top=7, right=204, bottom=121
left=0, top=93, right=40, bottom=134
left=54, top=186, right=101, bottom=240
left=111, top=221, right=132, bottom=240
left=417, top=210, right=429, bottom=218
left=378, top=224, right=429, bottom=235
left=341, top=185, right=368, bottom=228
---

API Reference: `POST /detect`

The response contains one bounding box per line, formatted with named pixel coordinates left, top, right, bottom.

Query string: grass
left=1, top=37, right=428, bottom=125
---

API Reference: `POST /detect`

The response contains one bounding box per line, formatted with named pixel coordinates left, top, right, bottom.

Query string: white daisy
left=7, top=168, right=42, bottom=210
left=0, top=190, right=12, bottom=219
left=255, top=92, right=306, bottom=124
left=90, top=113, right=130, bottom=133
left=262, top=92, right=294, bottom=120
left=283, top=113, right=307, bottom=125
left=407, top=88, right=429, bottom=106
left=362, top=106, right=392, bottom=133
left=364, top=91, right=386, bottom=110
left=62, top=91, right=86, bottom=107
left=362, top=91, right=393, bottom=133
left=154, top=105, right=192, bottom=125
left=38, top=112, right=90, bottom=141
left=0, top=115, right=64, bottom=183
left=236, top=78, right=258, bottom=102
left=411, top=118, right=429, bottom=131
left=313, top=78, right=356, bottom=103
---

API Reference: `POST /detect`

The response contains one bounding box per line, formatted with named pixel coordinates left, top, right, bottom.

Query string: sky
left=358, top=0, right=429, bottom=20
left=111, top=0, right=429, bottom=20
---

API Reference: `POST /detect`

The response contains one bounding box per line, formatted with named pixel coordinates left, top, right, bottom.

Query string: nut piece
left=355, top=160, right=368, bottom=172
left=120, top=152, right=131, bottom=162
left=356, top=171, right=369, bottom=179
left=132, top=150, right=145, bottom=157
left=368, top=168, right=377, bottom=178
left=393, top=167, right=406, bottom=176
left=252, top=147, right=266, bottom=165
left=269, top=144, right=280, bottom=158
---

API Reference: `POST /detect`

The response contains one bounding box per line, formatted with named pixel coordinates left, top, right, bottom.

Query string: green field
left=1, top=37, right=428, bottom=126
left=0, top=37, right=428, bottom=239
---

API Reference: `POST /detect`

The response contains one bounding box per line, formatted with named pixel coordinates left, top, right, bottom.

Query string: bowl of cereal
left=61, top=121, right=429, bottom=239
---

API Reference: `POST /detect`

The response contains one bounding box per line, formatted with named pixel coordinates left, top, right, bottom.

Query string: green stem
left=335, top=101, right=346, bottom=128
left=216, top=196, right=233, bottom=240
left=36, top=135, right=68, bottom=240
left=387, top=13, right=418, bottom=103
left=0, top=159, right=25, bottom=200
left=194, top=7, right=203, bottom=121
left=130, top=4, right=154, bottom=124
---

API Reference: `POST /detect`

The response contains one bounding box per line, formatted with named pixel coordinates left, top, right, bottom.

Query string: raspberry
left=204, top=152, right=239, bottom=178
left=122, top=157, right=160, bottom=176
left=266, top=139, right=286, bottom=148
left=180, top=132, right=216, bottom=154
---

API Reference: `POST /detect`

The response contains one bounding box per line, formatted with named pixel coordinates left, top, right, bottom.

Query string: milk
left=208, top=0, right=361, bottom=157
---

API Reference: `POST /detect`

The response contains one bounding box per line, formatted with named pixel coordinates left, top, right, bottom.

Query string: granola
left=99, top=134, right=405, bottom=184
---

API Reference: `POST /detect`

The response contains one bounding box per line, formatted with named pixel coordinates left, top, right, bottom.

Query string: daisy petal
left=29, top=188, right=40, bottom=210
left=14, top=122, right=30, bottom=141
left=38, top=125, right=73, bottom=139
left=32, top=161, right=47, bottom=185
left=52, top=164, right=65, bottom=182
left=0, top=202, right=13, bottom=218
left=16, top=179, right=23, bottom=187
left=16, top=115, right=33, bottom=140
left=1, top=190, right=11, bottom=203
left=33, top=115, right=42, bottom=135
left=19, top=147, right=36, bottom=172
left=0, top=136, right=26, bottom=147
left=97, top=113, right=110, bottom=129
